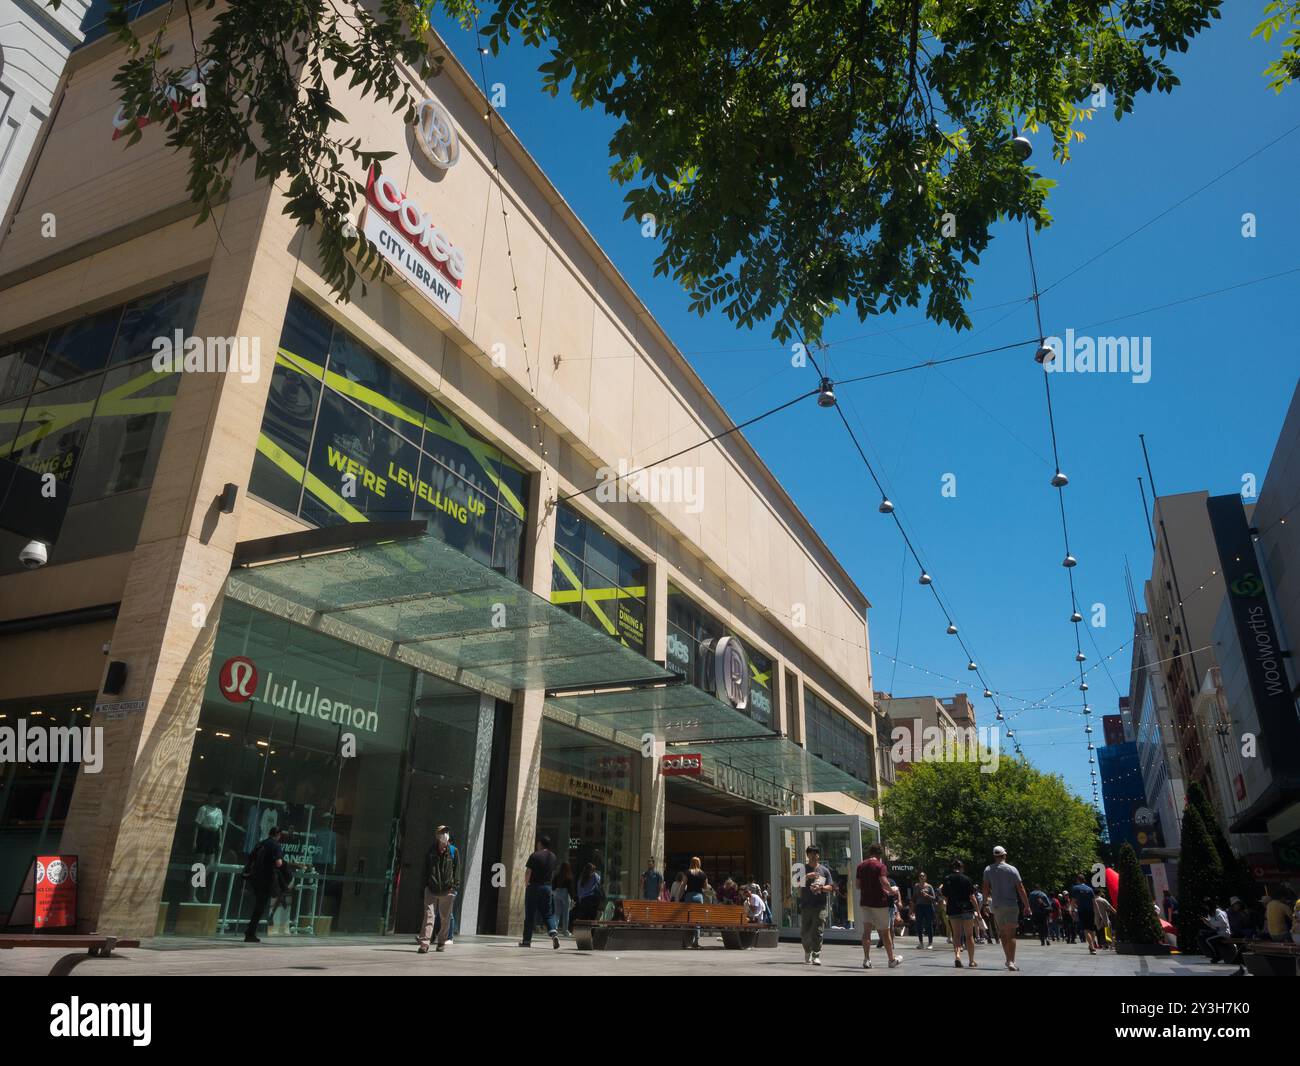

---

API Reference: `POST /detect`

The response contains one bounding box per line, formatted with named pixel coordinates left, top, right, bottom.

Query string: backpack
left=241, top=842, right=263, bottom=882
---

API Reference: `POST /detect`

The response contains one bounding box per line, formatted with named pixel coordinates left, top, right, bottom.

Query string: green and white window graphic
left=249, top=295, right=530, bottom=581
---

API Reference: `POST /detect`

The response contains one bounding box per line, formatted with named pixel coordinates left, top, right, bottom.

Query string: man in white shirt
left=1198, top=898, right=1231, bottom=963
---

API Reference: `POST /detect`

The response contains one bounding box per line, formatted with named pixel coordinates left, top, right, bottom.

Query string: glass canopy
left=225, top=531, right=674, bottom=701
left=689, top=737, right=875, bottom=799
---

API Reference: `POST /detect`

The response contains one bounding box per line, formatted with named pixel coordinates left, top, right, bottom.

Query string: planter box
left=1115, top=941, right=1172, bottom=956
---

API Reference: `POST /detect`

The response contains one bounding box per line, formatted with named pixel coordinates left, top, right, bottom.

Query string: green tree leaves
left=879, top=757, right=1097, bottom=891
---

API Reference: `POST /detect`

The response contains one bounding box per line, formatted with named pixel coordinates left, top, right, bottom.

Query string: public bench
left=1224, top=937, right=1300, bottom=976
left=0, top=934, right=140, bottom=976
left=573, top=899, right=777, bottom=951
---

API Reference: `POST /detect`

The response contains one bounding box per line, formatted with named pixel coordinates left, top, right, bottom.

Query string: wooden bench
left=574, top=900, right=776, bottom=951
left=1225, top=937, right=1300, bottom=976
left=0, top=934, right=140, bottom=976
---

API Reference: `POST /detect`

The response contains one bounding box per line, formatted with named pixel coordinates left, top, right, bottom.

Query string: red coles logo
left=661, top=753, right=703, bottom=776
left=365, top=168, right=465, bottom=288
left=218, top=657, right=259, bottom=703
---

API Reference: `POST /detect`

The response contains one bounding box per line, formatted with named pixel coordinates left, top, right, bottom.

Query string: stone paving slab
left=0, top=934, right=1233, bottom=977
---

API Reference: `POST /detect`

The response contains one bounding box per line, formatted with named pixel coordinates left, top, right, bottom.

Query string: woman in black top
left=684, top=856, right=708, bottom=903
left=941, top=859, right=979, bottom=969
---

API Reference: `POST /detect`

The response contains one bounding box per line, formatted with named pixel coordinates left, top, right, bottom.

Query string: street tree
left=879, top=757, right=1097, bottom=893
left=58, top=0, right=1224, bottom=340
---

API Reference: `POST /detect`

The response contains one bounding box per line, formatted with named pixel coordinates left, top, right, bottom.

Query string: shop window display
left=159, top=600, right=486, bottom=938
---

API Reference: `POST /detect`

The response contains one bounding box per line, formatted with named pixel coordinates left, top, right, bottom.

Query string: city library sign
left=362, top=168, right=466, bottom=323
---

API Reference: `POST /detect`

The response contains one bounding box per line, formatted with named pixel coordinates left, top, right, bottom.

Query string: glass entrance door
left=769, top=814, right=878, bottom=943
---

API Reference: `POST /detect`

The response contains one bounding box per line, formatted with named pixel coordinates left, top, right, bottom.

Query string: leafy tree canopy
left=53, top=0, right=1228, bottom=341
left=879, top=757, right=1097, bottom=892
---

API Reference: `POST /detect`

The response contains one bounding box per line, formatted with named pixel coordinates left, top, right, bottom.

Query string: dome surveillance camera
left=19, top=540, right=48, bottom=570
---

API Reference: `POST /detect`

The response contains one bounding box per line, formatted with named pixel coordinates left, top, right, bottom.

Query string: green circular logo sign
left=1231, top=573, right=1264, bottom=597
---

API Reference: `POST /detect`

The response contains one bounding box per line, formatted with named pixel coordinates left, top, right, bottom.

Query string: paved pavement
left=0, top=933, right=1233, bottom=977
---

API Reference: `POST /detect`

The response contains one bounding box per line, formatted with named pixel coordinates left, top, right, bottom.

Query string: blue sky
left=429, top=5, right=1300, bottom=807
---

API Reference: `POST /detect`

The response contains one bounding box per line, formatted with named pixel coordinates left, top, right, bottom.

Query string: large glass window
left=805, top=689, right=873, bottom=788
left=538, top=718, right=640, bottom=912
left=0, top=277, right=205, bottom=574
left=666, top=585, right=774, bottom=726
left=550, top=502, right=648, bottom=653
left=249, top=295, right=529, bottom=581
left=159, top=600, right=488, bottom=938
left=0, top=695, right=94, bottom=913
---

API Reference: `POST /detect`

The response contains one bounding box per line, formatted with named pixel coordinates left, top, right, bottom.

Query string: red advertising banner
left=661, top=753, right=703, bottom=776
left=34, top=855, right=77, bottom=929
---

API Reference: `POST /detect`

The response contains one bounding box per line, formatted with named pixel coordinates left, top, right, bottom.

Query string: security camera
left=19, top=540, right=48, bottom=570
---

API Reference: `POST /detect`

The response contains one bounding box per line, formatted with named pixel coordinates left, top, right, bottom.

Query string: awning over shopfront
left=690, top=736, right=874, bottom=800
left=226, top=524, right=674, bottom=701
left=226, top=522, right=872, bottom=808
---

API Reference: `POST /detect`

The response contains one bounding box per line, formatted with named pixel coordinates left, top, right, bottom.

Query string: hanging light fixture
left=1034, top=344, right=1055, bottom=365
left=879, top=497, right=895, bottom=514
left=967, top=660, right=978, bottom=671
left=1079, top=681, right=1089, bottom=692
left=1062, top=554, right=1077, bottom=568
left=1012, top=133, right=1033, bottom=160
left=1070, top=610, right=1083, bottom=623
left=817, top=377, right=837, bottom=408
left=919, top=570, right=932, bottom=585
left=1076, top=651, right=1087, bottom=662
left=1084, top=724, right=1093, bottom=734
left=995, top=711, right=1004, bottom=721
left=1051, top=471, right=1069, bottom=487
left=983, top=688, right=993, bottom=699
left=946, top=623, right=958, bottom=635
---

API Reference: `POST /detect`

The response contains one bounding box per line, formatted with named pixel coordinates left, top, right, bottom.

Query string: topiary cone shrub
left=1114, top=842, right=1164, bottom=945
left=1176, top=804, right=1223, bottom=953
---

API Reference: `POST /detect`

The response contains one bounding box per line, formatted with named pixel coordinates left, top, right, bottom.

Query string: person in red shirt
left=856, top=843, right=902, bottom=969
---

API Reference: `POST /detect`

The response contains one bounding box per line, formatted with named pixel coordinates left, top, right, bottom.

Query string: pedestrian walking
left=799, top=844, right=834, bottom=965
left=1068, top=873, right=1100, bottom=955
left=419, top=825, right=460, bottom=953
left=554, top=861, right=575, bottom=935
left=857, top=842, right=902, bottom=969
left=1048, top=893, right=1063, bottom=942
left=684, top=856, right=708, bottom=903
left=519, top=834, right=560, bottom=949
left=1094, top=890, right=1116, bottom=950
left=640, top=857, right=663, bottom=901
left=1029, top=885, right=1053, bottom=946
left=972, top=890, right=989, bottom=944
left=910, top=871, right=938, bottom=949
left=940, top=859, right=979, bottom=968
left=242, top=825, right=284, bottom=943
left=982, top=845, right=1031, bottom=971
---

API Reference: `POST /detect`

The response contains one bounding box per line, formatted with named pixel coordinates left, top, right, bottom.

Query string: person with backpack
left=242, top=826, right=284, bottom=943
left=418, top=825, right=460, bottom=953
left=1028, top=885, right=1053, bottom=946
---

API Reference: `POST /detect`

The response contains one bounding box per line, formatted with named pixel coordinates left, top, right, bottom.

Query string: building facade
left=0, top=10, right=879, bottom=939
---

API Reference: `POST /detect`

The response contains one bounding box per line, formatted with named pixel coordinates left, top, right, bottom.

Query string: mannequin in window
left=192, top=788, right=226, bottom=903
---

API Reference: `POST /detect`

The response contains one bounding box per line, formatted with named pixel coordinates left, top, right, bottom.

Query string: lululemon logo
left=218, top=656, right=259, bottom=703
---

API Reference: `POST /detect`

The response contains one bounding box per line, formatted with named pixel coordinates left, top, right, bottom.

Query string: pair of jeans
left=1199, top=929, right=1228, bottom=962
left=1033, top=912, right=1049, bottom=944
left=244, top=889, right=271, bottom=939
left=523, top=883, right=557, bottom=944
left=914, top=904, right=935, bottom=944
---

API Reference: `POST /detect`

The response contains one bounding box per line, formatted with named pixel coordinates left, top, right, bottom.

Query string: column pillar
left=638, top=558, right=670, bottom=879
left=495, top=453, right=556, bottom=936
left=58, top=185, right=299, bottom=936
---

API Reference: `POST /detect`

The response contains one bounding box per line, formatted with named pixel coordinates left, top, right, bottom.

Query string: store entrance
left=662, top=777, right=770, bottom=903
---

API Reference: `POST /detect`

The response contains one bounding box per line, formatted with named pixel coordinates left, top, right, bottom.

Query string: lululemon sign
left=219, top=656, right=259, bottom=704
left=362, top=168, right=465, bottom=323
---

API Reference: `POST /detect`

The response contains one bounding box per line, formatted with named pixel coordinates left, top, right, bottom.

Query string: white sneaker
left=889, top=957, right=903, bottom=968
left=863, top=959, right=872, bottom=969
left=804, top=950, right=812, bottom=964
left=1007, top=961, right=1018, bottom=971
left=812, top=953, right=822, bottom=966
